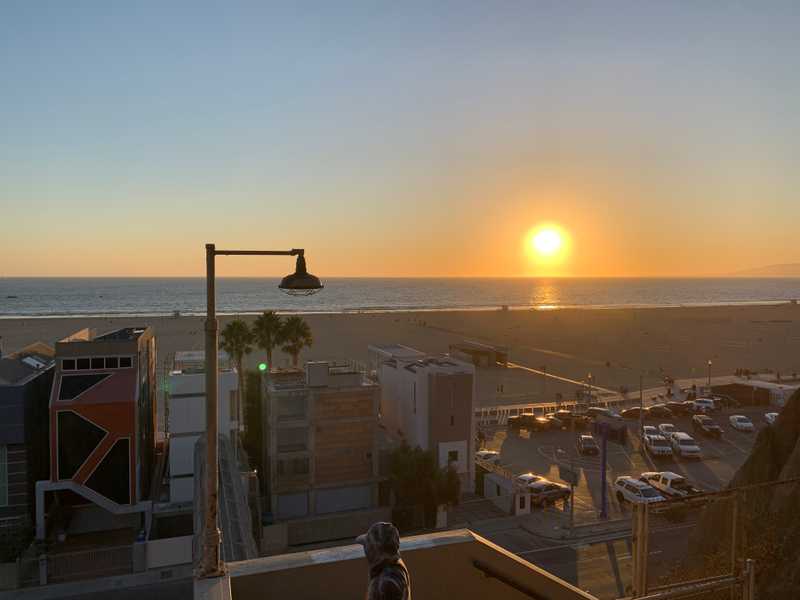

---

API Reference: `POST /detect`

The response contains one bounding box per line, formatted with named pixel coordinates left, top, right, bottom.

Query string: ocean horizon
left=1, top=277, right=799, bottom=319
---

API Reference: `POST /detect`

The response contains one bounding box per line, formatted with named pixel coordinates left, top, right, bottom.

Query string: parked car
left=576, top=434, right=600, bottom=456
left=693, top=398, right=717, bottom=413
left=621, top=407, right=649, bottom=420
left=587, top=406, right=621, bottom=420
left=553, top=410, right=575, bottom=422
left=529, top=480, right=571, bottom=507
left=476, top=450, right=500, bottom=462
left=657, top=423, right=676, bottom=438
left=640, top=471, right=703, bottom=498
left=670, top=432, right=702, bottom=459
left=545, top=414, right=565, bottom=430
left=729, top=415, right=755, bottom=432
left=508, top=414, right=549, bottom=432
left=681, top=400, right=706, bottom=415
left=666, top=401, right=689, bottom=415
left=515, top=472, right=545, bottom=488
left=648, top=404, right=674, bottom=419
left=643, top=434, right=673, bottom=458
left=614, top=476, right=666, bottom=504
left=692, top=415, right=723, bottom=438
left=642, top=425, right=658, bottom=437
left=712, top=394, right=739, bottom=409
left=764, top=412, right=779, bottom=426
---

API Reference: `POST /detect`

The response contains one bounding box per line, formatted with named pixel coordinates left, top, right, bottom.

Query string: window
left=76, top=358, right=90, bottom=370
left=91, top=357, right=104, bottom=369
left=57, top=411, right=106, bottom=479
left=62, top=359, right=76, bottom=371
left=59, top=374, right=110, bottom=400
left=0, top=446, right=7, bottom=507
left=277, top=427, right=309, bottom=453
left=277, top=457, right=309, bottom=476
left=448, top=450, right=459, bottom=463
left=450, top=415, right=455, bottom=426
left=229, top=389, right=239, bottom=421
left=120, top=357, right=132, bottom=368
left=105, top=357, right=119, bottom=369
left=276, top=396, right=307, bottom=421
left=519, top=495, right=525, bottom=509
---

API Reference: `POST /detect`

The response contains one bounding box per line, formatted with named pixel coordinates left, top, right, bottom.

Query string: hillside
left=683, top=390, right=800, bottom=598
left=732, top=263, right=800, bottom=277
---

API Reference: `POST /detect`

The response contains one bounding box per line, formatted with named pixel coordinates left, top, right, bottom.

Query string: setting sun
left=525, top=224, right=571, bottom=270
left=533, top=229, right=563, bottom=256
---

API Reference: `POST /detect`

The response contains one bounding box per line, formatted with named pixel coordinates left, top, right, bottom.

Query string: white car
left=642, top=425, right=658, bottom=438
left=614, top=476, right=666, bottom=504
left=764, top=412, right=779, bottom=426
left=670, top=432, right=702, bottom=459
left=658, top=423, right=676, bottom=437
left=729, top=415, right=755, bottom=432
left=515, top=472, right=545, bottom=489
left=476, top=450, right=500, bottom=461
left=693, top=398, right=716, bottom=413
left=644, top=434, right=673, bottom=457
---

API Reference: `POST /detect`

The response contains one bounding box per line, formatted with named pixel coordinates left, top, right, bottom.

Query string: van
left=693, top=398, right=716, bottom=413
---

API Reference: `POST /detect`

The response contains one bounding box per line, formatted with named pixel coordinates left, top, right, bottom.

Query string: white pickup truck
left=640, top=471, right=703, bottom=499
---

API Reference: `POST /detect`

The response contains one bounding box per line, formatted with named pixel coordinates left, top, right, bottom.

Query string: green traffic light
left=258, top=363, right=267, bottom=372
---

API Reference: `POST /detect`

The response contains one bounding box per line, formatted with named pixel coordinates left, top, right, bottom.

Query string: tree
left=219, top=319, right=254, bottom=439
left=388, top=443, right=460, bottom=530
left=252, top=310, right=284, bottom=371
left=279, top=315, right=313, bottom=368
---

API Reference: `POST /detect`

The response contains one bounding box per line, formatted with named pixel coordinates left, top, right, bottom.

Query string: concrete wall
left=484, top=473, right=514, bottom=514
left=146, top=535, right=193, bottom=570
left=230, top=529, right=598, bottom=600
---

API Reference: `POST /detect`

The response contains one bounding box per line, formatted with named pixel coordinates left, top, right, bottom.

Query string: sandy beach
left=2, top=303, right=799, bottom=398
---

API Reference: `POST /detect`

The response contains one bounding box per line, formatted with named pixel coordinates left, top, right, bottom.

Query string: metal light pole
left=199, top=244, right=322, bottom=579
left=707, top=359, right=712, bottom=388
left=638, top=373, right=644, bottom=438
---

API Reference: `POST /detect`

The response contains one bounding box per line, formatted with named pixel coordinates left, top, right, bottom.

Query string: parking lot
left=482, top=406, right=768, bottom=521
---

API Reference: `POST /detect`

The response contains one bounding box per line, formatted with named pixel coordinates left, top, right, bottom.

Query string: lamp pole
left=199, top=244, right=321, bottom=579
left=707, top=359, right=712, bottom=388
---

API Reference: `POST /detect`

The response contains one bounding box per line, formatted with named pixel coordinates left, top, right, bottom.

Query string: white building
left=166, top=351, right=239, bottom=504
left=369, top=344, right=476, bottom=492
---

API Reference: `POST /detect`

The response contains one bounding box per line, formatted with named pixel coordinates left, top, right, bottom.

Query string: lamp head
left=279, top=252, right=323, bottom=296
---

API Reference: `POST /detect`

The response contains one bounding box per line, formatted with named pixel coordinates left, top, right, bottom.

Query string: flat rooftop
left=95, top=327, right=149, bottom=341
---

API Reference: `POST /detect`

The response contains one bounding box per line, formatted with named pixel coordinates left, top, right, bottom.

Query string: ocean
left=0, top=277, right=798, bottom=318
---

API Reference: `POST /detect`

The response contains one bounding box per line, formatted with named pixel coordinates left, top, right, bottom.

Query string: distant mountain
left=732, top=263, right=800, bottom=277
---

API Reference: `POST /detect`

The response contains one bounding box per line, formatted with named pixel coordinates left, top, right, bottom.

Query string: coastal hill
left=686, top=389, right=800, bottom=598
left=731, top=263, right=800, bottom=277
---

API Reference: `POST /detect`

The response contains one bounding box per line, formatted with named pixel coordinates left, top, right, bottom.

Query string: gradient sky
left=2, top=1, right=799, bottom=277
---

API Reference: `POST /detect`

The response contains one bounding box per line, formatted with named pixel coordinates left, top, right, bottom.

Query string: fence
left=474, top=395, right=633, bottom=427
left=632, top=477, right=800, bottom=599
left=15, top=543, right=134, bottom=587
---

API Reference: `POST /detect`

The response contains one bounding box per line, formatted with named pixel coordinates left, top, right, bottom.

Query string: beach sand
left=2, top=304, right=799, bottom=398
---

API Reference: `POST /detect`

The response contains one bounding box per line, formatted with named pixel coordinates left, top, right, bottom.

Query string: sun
left=525, top=224, right=570, bottom=267
left=532, top=229, right=562, bottom=256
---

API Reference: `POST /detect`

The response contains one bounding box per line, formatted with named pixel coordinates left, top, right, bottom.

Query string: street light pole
left=199, top=244, right=322, bottom=579
left=638, top=373, right=644, bottom=438
left=707, top=359, right=712, bottom=388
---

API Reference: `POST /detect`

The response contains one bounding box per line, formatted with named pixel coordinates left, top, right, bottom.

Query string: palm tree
left=280, top=315, right=313, bottom=368
left=252, top=310, right=284, bottom=372
left=219, top=319, right=253, bottom=439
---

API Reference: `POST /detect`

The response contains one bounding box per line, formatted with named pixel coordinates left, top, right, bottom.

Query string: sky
left=1, top=1, right=799, bottom=277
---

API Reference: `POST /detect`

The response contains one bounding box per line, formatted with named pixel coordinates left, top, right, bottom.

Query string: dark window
left=62, top=359, right=76, bottom=371
left=76, top=358, right=90, bottom=370
left=448, top=450, right=458, bottom=463
left=277, top=427, right=308, bottom=453
left=519, top=496, right=525, bottom=509
left=105, top=357, right=119, bottom=369
left=59, top=374, right=110, bottom=401
left=120, top=357, right=132, bottom=368
left=85, top=438, right=130, bottom=505
left=57, top=411, right=106, bottom=479
left=91, top=357, right=104, bottom=370
left=450, top=415, right=455, bottom=426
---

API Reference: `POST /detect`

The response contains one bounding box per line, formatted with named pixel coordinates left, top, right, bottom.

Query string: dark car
left=529, top=481, right=572, bottom=507
left=507, top=414, right=535, bottom=431
left=666, top=401, right=688, bottom=415
left=648, top=404, right=674, bottom=419
left=545, top=414, right=565, bottom=430
left=586, top=406, right=622, bottom=420
left=553, top=410, right=575, bottom=422
left=576, top=434, right=600, bottom=455
left=621, top=407, right=650, bottom=420
left=682, top=400, right=705, bottom=414
left=692, top=415, right=723, bottom=438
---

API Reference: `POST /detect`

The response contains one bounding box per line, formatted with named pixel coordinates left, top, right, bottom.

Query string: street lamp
left=707, top=359, right=712, bottom=387
left=200, top=244, right=322, bottom=579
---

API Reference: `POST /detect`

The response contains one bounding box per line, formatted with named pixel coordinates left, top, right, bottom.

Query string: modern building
left=369, top=344, right=476, bottom=492
left=36, top=327, right=157, bottom=540
left=261, top=361, right=387, bottom=553
left=0, top=342, right=55, bottom=546
left=165, top=350, right=239, bottom=505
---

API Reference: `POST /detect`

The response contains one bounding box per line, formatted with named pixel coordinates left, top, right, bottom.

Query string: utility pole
left=599, top=422, right=608, bottom=519
left=639, top=373, right=644, bottom=439
left=631, top=502, right=650, bottom=597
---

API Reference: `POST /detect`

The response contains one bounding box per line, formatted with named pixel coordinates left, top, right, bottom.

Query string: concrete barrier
left=146, top=535, right=193, bottom=570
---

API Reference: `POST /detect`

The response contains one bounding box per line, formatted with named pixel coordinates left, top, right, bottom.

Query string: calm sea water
left=0, top=277, right=798, bottom=318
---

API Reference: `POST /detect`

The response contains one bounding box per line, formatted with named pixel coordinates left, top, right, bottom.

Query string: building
left=165, top=350, right=239, bottom=505
left=0, top=342, right=55, bottom=548
left=36, top=327, right=157, bottom=540
left=261, top=361, right=387, bottom=553
left=448, top=340, right=508, bottom=368
left=369, top=344, right=476, bottom=491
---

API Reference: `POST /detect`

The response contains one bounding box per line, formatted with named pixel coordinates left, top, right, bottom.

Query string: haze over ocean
left=1, top=278, right=798, bottom=318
